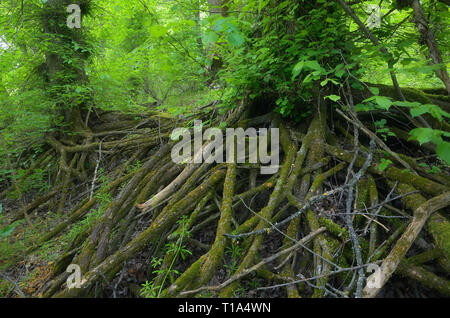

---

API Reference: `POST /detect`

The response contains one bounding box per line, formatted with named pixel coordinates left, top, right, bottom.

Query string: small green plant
left=139, top=280, right=158, bottom=298
left=139, top=216, right=192, bottom=298
left=60, top=184, right=112, bottom=247
left=126, top=160, right=142, bottom=174
left=378, top=158, right=393, bottom=172
left=232, top=285, right=246, bottom=297
left=0, top=280, right=14, bottom=297
left=374, top=119, right=396, bottom=141
left=224, top=239, right=244, bottom=276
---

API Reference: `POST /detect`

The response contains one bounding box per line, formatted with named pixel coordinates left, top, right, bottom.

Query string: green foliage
left=374, top=119, right=396, bottom=141
left=126, top=160, right=142, bottom=174
left=354, top=94, right=450, bottom=164
left=214, top=0, right=354, bottom=118
left=60, top=172, right=111, bottom=246
left=409, top=129, right=450, bottom=164
left=224, top=239, right=244, bottom=276
left=378, top=158, right=393, bottom=172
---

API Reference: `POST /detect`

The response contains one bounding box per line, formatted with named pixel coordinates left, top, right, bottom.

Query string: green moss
left=427, top=213, right=450, bottom=263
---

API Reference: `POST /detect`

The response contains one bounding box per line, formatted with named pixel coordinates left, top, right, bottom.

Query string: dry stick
left=256, top=261, right=382, bottom=292
left=359, top=202, right=390, bottom=232
left=136, top=141, right=213, bottom=213
left=342, top=121, right=365, bottom=298
left=363, top=182, right=398, bottom=236
left=339, top=116, right=359, bottom=204
left=363, top=191, right=450, bottom=298
left=246, top=196, right=343, bottom=272
left=54, top=168, right=226, bottom=297
left=89, top=140, right=103, bottom=200
left=344, top=174, right=365, bottom=297
left=336, top=108, right=415, bottom=173
left=179, top=227, right=326, bottom=296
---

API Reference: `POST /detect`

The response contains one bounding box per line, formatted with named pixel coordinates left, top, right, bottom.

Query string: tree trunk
left=411, top=0, right=450, bottom=94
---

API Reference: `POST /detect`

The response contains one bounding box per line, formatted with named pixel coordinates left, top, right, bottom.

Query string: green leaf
left=392, top=101, right=420, bottom=107
left=258, top=0, right=270, bottom=13
left=374, top=96, right=392, bottom=110
left=292, top=61, right=304, bottom=80
left=149, top=25, right=168, bottom=38
left=203, top=31, right=218, bottom=45
left=408, top=128, right=442, bottom=145
left=369, top=87, right=380, bottom=95
left=354, top=103, right=375, bottom=112
left=410, top=104, right=450, bottom=123
left=436, top=141, right=450, bottom=165
left=304, top=60, right=324, bottom=72
left=378, top=158, right=392, bottom=172
left=324, top=95, right=341, bottom=102
left=227, top=32, right=244, bottom=47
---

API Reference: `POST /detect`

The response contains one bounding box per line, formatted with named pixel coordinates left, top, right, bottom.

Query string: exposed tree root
left=2, top=87, right=449, bottom=299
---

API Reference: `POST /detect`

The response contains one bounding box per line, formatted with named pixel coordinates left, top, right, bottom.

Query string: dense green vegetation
left=0, top=0, right=449, bottom=298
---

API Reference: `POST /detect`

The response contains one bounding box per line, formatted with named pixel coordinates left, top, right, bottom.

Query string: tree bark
left=411, top=0, right=450, bottom=94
